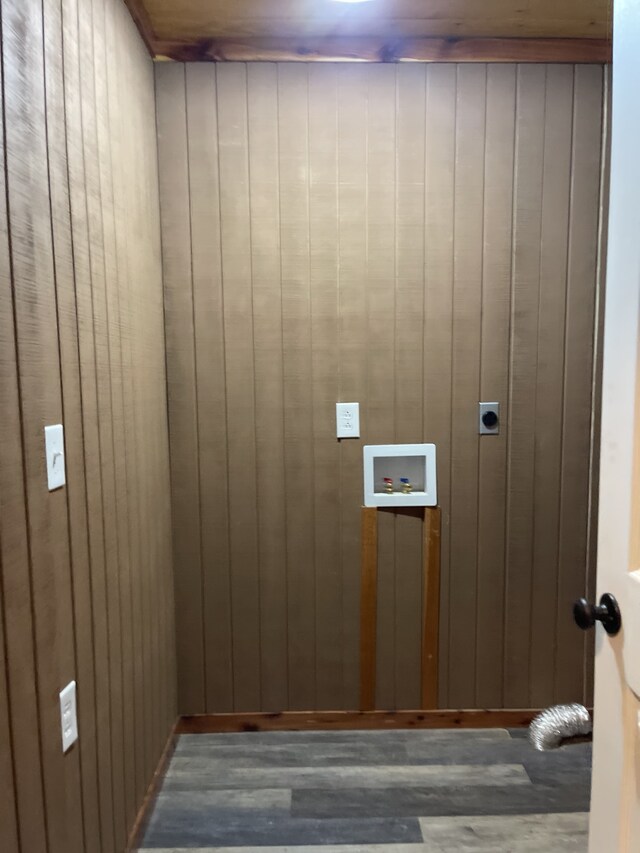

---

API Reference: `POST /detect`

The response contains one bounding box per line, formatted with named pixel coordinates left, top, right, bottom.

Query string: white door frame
left=589, top=1, right=640, bottom=849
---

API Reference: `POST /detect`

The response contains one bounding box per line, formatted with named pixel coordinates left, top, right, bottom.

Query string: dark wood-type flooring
left=140, top=728, right=591, bottom=851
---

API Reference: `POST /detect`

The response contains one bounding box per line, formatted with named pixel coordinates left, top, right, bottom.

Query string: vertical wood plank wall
left=0, top=1, right=176, bottom=852
left=156, top=61, right=605, bottom=714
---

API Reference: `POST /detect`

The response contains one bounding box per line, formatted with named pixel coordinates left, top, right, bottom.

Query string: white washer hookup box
left=363, top=443, right=437, bottom=508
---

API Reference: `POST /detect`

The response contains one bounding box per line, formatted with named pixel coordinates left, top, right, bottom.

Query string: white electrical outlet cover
left=45, top=424, right=66, bottom=491
left=59, top=680, right=78, bottom=753
left=336, top=402, right=360, bottom=438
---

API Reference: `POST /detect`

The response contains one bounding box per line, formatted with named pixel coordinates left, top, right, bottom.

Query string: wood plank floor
left=139, top=729, right=590, bottom=851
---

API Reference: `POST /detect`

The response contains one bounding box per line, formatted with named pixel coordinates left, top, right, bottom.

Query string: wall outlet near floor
left=336, top=402, right=360, bottom=438
left=59, top=680, right=78, bottom=753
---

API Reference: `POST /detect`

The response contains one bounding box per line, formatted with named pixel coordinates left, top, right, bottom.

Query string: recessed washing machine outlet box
left=363, top=443, right=437, bottom=507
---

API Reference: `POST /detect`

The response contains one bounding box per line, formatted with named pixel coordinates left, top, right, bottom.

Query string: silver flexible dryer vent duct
left=529, top=703, right=592, bottom=751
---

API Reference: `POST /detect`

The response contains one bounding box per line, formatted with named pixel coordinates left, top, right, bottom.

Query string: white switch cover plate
left=336, top=402, right=360, bottom=438
left=59, top=680, right=78, bottom=753
left=45, top=424, right=66, bottom=491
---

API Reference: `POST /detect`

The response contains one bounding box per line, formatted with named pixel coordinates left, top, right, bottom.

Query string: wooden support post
left=360, top=507, right=378, bottom=711
left=421, top=506, right=441, bottom=709
left=360, top=504, right=441, bottom=711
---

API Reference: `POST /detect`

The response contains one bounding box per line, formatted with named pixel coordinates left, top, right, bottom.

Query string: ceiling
left=140, top=0, right=612, bottom=43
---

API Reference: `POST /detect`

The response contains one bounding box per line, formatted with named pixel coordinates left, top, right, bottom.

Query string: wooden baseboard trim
left=153, top=36, right=612, bottom=64
left=176, top=709, right=541, bottom=734
left=126, top=719, right=178, bottom=852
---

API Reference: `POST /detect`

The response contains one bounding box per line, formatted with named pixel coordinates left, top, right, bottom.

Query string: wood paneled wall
left=0, top=1, right=175, bottom=852
left=156, top=61, right=606, bottom=715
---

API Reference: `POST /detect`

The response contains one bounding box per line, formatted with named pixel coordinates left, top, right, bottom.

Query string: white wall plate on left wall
left=45, top=424, right=66, bottom=490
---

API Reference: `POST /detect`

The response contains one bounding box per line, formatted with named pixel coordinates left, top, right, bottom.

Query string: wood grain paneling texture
left=0, top=1, right=176, bottom=851
left=157, top=61, right=606, bottom=714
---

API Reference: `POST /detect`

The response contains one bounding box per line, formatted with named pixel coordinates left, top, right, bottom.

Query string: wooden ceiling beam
left=123, top=0, right=157, bottom=56
left=144, top=0, right=612, bottom=41
left=123, top=0, right=611, bottom=64
left=153, top=36, right=612, bottom=64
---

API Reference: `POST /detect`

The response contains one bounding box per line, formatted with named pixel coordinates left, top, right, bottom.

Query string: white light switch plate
left=59, top=680, right=78, bottom=753
left=336, top=402, right=360, bottom=438
left=45, top=424, right=66, bottom=490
